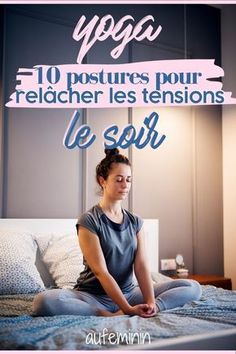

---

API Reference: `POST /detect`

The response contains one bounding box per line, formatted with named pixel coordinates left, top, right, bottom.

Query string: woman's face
left=99, top=163, right=132, bottom=201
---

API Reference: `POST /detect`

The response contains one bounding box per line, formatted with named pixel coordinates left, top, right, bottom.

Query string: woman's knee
left=170, top=278, right=202, bottom=301
left=188, top=279, right=202, bottom=300
left=178, top=279, right=202, bottom=301
left=32, top=289, right=67, bottom=316
left=32, top=291, right=50, bottom=316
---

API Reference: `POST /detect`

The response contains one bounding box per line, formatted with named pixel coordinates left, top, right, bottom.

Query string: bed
left=0, top=218, right=236, bottom=350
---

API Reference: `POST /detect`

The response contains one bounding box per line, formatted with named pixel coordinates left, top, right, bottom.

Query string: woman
left=33, top=148, right=202, bottom=317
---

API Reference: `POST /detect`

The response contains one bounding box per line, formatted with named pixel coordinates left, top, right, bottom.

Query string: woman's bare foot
left=97, top=308, right=124, bottom=317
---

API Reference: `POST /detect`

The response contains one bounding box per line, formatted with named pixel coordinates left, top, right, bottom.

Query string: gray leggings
left=32, top=279, right=202, bottom=316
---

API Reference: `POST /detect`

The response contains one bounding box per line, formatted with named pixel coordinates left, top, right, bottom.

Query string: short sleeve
left=136, top=215, right=144, bottom=234
left=76, top=212, right=99, bottom=236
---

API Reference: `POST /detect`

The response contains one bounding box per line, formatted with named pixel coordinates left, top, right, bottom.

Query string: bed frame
left=1, top=218, right=236, bottom=350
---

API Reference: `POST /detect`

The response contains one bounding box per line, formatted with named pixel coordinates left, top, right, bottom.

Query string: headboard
left=0, top=218, right=159, bottom=284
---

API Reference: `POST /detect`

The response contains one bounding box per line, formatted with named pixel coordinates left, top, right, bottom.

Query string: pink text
left=73, top=14, right=162, bottom=63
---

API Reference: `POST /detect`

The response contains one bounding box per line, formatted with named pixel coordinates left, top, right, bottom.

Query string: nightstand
left=171, top=274, right=232, bottom=290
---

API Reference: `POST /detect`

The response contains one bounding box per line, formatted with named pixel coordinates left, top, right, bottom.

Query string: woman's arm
left=134, top=226, right=156, bottom=315
left=78, top=226, right=152, bottom=317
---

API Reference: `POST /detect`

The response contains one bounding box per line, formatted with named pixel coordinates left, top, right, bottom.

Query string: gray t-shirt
left=74, top=204, right=143, bottom=295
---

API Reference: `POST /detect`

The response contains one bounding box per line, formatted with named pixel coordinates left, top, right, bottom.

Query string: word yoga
left=63, top=111, right=166, bottom=150
left=73, top=14, right=162, bottom=63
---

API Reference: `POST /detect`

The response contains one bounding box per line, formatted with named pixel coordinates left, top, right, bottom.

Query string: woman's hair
left=96, top=148, right=131, bottom=187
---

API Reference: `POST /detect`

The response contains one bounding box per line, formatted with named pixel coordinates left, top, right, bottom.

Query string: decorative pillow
left=36, top=232, right=84, bottom=289
left=0, top=229, right=45, bottom=295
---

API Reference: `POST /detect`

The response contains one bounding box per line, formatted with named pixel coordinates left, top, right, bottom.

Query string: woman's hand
left=127, top=303, right=157, bottom=318
left=145, top=302, right=158, bottom=316
left=134, top=227, right=158, bottom=317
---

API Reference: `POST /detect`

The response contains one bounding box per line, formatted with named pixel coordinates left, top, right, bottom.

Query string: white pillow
left=36, top=232, right=84, bottom=289
left=0, top=229, right=45, bottom=295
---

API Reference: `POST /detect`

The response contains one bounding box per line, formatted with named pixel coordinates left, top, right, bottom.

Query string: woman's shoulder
left=76, top=205, right=102, bottom=234
left=81, top=205, right=101, bottom=218
left=123, top=209, right=143, bottom=232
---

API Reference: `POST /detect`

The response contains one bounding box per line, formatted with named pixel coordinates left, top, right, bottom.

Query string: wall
left=2, top=6, right=83, bottom=218
left=0, top=4, right=223, bottom=275
left=193, top=106, right=223, bottom=275
left=221, top=6, right=236, bottom=289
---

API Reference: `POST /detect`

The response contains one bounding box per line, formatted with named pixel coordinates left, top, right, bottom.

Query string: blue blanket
left=0, top=286, right=236, bottom=350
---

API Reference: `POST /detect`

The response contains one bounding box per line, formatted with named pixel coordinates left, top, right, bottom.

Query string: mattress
left=0, top=285, right=236, bottom=350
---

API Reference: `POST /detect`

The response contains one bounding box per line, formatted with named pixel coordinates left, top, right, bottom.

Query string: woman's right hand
left=126, top=304, right=157, bottom=318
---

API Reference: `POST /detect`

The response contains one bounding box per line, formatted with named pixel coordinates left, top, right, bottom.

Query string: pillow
left=0, top=229, right=45, bottom=295
left=151, top=272, right=173, bottom=283
left=36, top=232, right=84, bottom=289
left=133, top=272, right=172, bottom=286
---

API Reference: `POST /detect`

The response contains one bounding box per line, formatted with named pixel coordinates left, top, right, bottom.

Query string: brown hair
left=96, top=148, right=131, bottom=187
